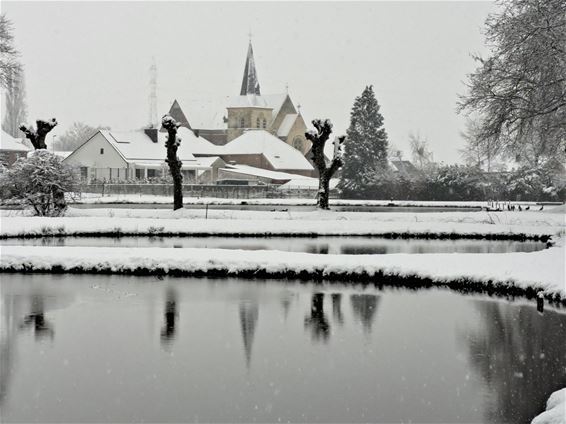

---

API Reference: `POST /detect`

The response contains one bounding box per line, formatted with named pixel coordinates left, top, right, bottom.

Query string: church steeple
left=240, top=41, right=261, bottom=96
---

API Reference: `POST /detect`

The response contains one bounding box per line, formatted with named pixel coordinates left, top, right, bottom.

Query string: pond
left=0, top=236, right=548, bottom=254
left=1, top=274, right=564, bottom=423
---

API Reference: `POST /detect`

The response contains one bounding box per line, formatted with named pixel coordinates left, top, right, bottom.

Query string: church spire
left=240, top=41, right=261, bottom=96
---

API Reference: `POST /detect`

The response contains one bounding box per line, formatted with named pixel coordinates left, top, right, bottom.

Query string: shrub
left=0, top=150, right=80, bottom=216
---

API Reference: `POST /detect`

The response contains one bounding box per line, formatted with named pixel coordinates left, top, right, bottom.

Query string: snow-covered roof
left=101, top=129, right=200, bottom=163
left=176, top=127, right=222, bottom=156
left=223, top=130, right=313, bottom=171
left=0, top=130, right=29, bottom=152
left=195, top=156, right=224, bottom=167
left=173, top=96, right=231, bottom=130
left=53, top=151, right=72, bottom=159
left=222, top=164, right=310, bottom=181
left=277, top=114, right=298, bottom=137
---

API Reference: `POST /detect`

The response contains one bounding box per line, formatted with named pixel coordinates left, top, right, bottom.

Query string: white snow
left=222, top=130, right=313, bottom=171
left=0, top=130, right=29, bottom=152
left=1, top=238, right=564, bottom=300
left=221, top=164, right=315, bottom=182
left=277, top=114, right=298, bottom=137
left=532, top=388, right=566, bottom=424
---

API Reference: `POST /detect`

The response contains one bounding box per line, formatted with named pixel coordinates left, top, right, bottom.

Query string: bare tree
left=54, top=121, right=108, bottom=151
left=409, top=132, right=432, bottom=170
left=460, top=117, right=503, bottom=171
left=2, top=69, right=26, bottom=137
left=0, top=14, right=21, bottom=89
left=305, top=119, right=345, bottom=210
left=161, top=114, right=183, bottom=210
left=458, top=0, right=566, bottom=167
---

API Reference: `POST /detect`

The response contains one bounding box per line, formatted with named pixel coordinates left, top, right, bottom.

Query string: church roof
left=224, top=130, right=313, bottom=171
left=166, top=99, right=191, bottom=129
left=240, top=42, right=261, bottom=96
left=277, top=114, right=298, bottom=137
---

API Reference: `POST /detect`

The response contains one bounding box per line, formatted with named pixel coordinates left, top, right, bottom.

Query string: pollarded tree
left=339, top=85, right=389, bottom=195
left=161, top=114, right=183, bottom=210
left=305, top=119, right=345, bottom=210
left=19, top=118, right=57, bottom=150
left=458, top=0, right=566, bottom=167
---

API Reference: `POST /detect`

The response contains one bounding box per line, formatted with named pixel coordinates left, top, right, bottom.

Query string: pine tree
left=339, top=85, right=389, bottom=196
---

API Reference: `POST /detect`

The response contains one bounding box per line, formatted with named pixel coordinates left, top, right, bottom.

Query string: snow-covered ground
left=1, top=238, right=564, bottom=301
left=73, top=193, right=549, bottom=208
left=531, top=388, right=566, bottom=424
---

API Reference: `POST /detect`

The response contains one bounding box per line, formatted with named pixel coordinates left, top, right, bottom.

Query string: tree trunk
left=167, top=146, right=183, bottom=210
left=317, top=171, right=330, bottom=210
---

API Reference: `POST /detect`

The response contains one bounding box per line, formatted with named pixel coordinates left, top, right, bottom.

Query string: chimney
left=145, top=128, right=158, bottom=143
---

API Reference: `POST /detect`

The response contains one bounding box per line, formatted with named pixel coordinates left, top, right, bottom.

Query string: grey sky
left=2, top=1, right=494, bottom=162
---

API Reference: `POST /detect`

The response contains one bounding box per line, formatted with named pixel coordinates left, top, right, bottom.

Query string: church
left=166, top=41, right=313, bottom=159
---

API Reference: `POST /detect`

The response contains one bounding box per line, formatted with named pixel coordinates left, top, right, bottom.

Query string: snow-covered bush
left=0, top=150, right=80, bottom=216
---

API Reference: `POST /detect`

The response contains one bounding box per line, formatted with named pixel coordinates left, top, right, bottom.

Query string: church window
left=262, top=119, right=267, bottom=129
left=240, top=118, right=245, bottom=128
left=256, top=117, right=260, bottom=128
left=293, top=137, right=304, bottom=151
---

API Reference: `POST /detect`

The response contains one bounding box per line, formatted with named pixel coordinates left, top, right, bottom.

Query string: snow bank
left=0, top=216, right=560, bottom=240
left=1, top=240, right=564, bottom=302
left=532, top=388, right=566, bottom=424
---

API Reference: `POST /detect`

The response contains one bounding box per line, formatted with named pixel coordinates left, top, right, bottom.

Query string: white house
left=63, top=128, right=224, bottom=182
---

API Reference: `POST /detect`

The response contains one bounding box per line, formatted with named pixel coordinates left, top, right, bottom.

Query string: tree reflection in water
left=160, top=289, right=178, bottom=347
left=464, top=301, right=566, bottom=423
left=350, top=294, right=380, bottom=333
left=239, top=300, right=259, bottom=369
left=304, top=293, right=330, bottom=342
left=331, top=293, right=344, bottom=325
left=19, top=295, right=54, bottom=340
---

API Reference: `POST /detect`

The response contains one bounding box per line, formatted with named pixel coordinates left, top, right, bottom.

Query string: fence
left=79, top=183, right=334, bottom=200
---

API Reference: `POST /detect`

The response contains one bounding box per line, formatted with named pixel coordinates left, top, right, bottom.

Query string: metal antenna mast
left=148, top=57, right=158, bottom=128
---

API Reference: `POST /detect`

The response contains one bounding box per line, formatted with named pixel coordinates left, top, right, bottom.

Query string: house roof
left=100, top=129, right=199, bottom=163
left=222, top=130, right=313, bottom=171
left=222, top=164, right=309, bottom=182
left=0, top=130, right=29, bottom=152
left=277, top=114, right=298, bottom=137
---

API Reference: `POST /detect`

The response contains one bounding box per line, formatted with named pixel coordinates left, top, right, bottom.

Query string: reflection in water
left=464, top=301, right=566, bottom=423
left=160, top=289, right=178, bottom=346
left=280, top=291, right=292, bottom=320
left=239, top=300, right=259, bottom=369
left=19, top=295, right=55, bottom=340
left=350, top=294, right=380, bottom=333
left=331, top=293, right=344, bottom=325
left=304, top=293, right=330, bottom=342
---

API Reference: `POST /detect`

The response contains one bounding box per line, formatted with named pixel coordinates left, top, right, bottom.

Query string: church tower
left=240, top=41, right=261, bottom=96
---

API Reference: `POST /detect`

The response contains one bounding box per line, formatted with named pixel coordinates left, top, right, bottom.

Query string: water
left=0, top=236, right=547, bottom=254
left=1, top=274, right=564, bottom=423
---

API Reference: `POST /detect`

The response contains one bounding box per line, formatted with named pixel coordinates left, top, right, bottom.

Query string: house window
left=256, top=117, right=260, bottom=128
left=147, top=169, right=157, bottom=179
left=262, top=119, right=267, bottom=129
left=240, top=118, right=245, bottom=128
left=100, top=148, right=104, bottom=154
left=135, top=169, right=144, bottom=179
left=80, top=167, right=88, bottom=180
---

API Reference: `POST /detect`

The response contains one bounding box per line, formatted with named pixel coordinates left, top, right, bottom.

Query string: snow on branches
left=305, top=119, right=345, bottom=209
left=19, top=118, right=57, bottom=150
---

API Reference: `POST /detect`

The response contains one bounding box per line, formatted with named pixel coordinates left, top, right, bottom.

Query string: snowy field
left=73, top=193, right=547, bottom=208
left=1, top=205, right=564, bottom=304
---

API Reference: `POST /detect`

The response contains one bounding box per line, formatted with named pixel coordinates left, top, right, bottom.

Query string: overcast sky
left=2, top=1, right=495, bottom=163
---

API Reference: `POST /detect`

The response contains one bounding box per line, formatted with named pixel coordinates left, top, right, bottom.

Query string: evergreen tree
left=339, top=85, right=389, bottom=195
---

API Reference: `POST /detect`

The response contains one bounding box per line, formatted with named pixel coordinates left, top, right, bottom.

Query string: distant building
left=166, top=41, right=313, bottom=156
left=0, top=130, right=30, bottom=167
